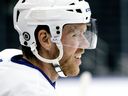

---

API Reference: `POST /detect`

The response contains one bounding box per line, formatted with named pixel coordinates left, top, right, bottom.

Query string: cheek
left=60, top=46, right=76, bottom=65
left=49, top=44, right=59, bottom=59
left=63, top=46, right=76, bottom=56
left=61, top=47, right=75, bottom=63
left=59, top=47, right=80, bottom=76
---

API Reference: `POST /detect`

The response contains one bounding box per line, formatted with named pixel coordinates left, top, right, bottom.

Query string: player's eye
left=72, top=31, right=80, bottom=37
left=72, top=34, right=77, bottom=37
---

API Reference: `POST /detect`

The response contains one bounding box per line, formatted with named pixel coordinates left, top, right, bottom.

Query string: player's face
left=59, top=24, right=89, bottom=76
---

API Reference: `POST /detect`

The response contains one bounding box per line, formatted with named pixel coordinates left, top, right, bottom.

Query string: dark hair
left=21, top=25, right=50, bottom=60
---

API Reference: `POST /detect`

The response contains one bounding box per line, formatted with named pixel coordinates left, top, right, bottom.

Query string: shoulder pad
left=0, top=49, right=22, bottom=61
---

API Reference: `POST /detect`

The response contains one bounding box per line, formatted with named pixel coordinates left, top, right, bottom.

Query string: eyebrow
left=63, top=24, right=87, bottom=35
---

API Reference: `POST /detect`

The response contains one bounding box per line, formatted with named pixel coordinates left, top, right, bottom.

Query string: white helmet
left=13, top=0, right=97, bottom=77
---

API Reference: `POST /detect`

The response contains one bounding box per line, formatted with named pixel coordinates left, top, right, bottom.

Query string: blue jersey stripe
left=0, top=59, right=3, bottom=62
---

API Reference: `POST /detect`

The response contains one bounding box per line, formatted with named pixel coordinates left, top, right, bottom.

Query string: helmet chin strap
left=30, top=42, right=67, bottom=77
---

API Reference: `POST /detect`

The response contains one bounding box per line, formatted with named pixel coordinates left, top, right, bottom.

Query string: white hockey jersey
left=0, top=49, right=57, bottom=96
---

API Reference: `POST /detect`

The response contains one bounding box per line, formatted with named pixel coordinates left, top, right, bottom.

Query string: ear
left=38, top=30, right=51, bottom=50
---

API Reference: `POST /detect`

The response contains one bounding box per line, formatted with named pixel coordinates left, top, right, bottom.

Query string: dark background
left=0, top=0, right=128, bottom=76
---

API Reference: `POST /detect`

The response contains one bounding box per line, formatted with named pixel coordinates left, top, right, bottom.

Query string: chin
left=65, top=68, right=80, bottom=77
left=60, top=60, right=80, bottom=77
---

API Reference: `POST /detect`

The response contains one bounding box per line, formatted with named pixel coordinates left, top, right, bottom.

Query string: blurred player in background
left=0, top=0, right=97, bottom=95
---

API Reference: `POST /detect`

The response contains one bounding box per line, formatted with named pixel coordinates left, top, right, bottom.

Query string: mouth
left=74, top=55, right=81, bottom=59
left=74, top=55, right=82, bottom=65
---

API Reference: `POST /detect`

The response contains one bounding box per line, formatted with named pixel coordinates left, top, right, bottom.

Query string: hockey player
left=0, top=0, right=97, bottom=95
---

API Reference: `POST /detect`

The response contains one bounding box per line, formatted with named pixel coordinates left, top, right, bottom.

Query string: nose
left=78, top=35, right=90, bottom=49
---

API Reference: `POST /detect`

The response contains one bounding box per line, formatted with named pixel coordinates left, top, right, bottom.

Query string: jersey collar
left=11, top=55, right=56, bottom=88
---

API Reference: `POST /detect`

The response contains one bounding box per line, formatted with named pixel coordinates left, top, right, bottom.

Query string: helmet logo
left=23, top=32, right=30, bottom=41
left=86, top=8, right=91, bottom=12
left=22, top=0, right=26, bottom=3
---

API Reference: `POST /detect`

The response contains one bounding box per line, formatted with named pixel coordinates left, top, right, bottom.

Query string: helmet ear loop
left=30, top=41, right=63, bottom=64
left=30, top=41, right=67, bottom=77
left=53, top=42, right=67, bottom=77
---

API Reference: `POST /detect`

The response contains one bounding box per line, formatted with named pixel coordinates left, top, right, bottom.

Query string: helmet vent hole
left=69, top=3, right=75, bottom=5
left=22, top=0, right=26, bottom=3
left=67, top=9, right=73, bottom=12
left=56, top=26, right=60, bottom=30
left=16, top=10, right=20, bottom=22
left=76, top=9, right=82, bottom=13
